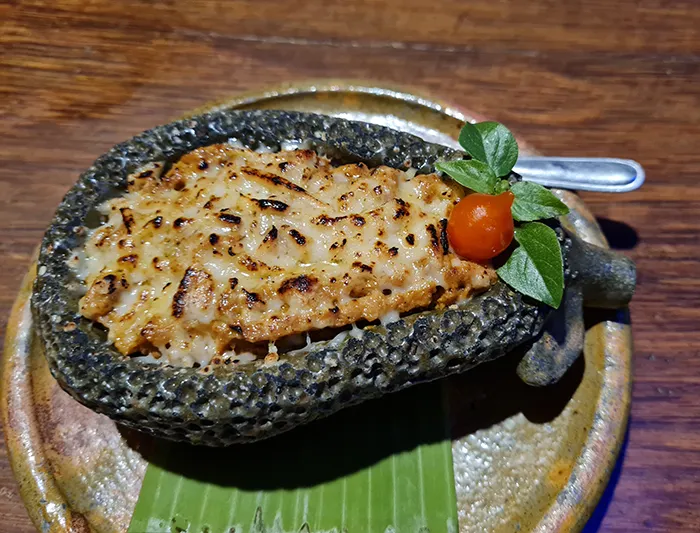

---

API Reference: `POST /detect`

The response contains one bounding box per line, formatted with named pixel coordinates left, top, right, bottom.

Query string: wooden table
left=1, top=1, right=699, bottom=531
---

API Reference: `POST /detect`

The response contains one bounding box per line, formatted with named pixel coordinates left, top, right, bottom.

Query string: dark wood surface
left=1, top=1, right=699, bottom=531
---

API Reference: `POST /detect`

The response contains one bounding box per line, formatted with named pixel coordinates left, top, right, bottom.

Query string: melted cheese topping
left=76, top=145, right=497, bottom=367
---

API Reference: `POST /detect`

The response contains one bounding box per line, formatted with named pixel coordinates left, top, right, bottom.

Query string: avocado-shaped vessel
left=31, top=110, right=635, bottom=445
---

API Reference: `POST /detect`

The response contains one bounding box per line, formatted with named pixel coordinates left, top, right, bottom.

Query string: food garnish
left=446, top=191, right=515, bottom=261
left=437, top=121, right=570, bottom=308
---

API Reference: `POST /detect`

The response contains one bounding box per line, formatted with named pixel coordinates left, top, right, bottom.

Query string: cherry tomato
left=447, top=191, right=515, bottom=261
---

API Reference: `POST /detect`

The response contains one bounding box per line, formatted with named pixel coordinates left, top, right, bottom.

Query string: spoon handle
left=514, top=157, right=645, bottom=193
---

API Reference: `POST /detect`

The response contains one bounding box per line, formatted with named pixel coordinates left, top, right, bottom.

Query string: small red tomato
left=447, top=191, right=515, bottom=261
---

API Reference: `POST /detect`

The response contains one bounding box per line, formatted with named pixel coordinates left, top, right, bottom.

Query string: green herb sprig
left=436, top=121, right=570, bottom=308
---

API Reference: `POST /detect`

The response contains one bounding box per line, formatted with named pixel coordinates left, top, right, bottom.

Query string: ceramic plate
left=0, top=81, right=631, bottom=533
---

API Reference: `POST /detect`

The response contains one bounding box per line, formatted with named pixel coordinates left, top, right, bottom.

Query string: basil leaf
left=458, top=122, right=488, bottom=163
left=474, top=122, right=519, bottom=176
left=496, top=222, right=564, bottom=308
left=435, top=160, right=498, bottom=194
left=510, top=181, right=570, bottom=222
left=458, top=121, right=518, bottom=177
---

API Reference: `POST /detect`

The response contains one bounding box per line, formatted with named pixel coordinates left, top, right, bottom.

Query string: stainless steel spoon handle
left=513, top=157, right=645, bottom=193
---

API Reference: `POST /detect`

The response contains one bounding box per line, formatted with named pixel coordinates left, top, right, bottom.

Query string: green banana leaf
left=129, top=381, right=458, bottom=533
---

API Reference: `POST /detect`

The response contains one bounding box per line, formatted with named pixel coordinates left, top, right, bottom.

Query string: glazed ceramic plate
left=0, top=81, right=632, bottom=533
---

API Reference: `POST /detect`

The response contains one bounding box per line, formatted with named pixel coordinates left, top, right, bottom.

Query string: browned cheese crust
left=77, top=145, right=497, bottom=366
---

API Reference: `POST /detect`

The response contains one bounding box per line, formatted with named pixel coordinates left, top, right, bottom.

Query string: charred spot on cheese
left=353, top=262, right=373, bottom=273
left=94, top=231, right=110, bottom=248
left=118, top=254, right=138, bottom=265
left=203, top=197, right=219, bottom=209
left=329, top=238, right=347, bottom=251
left=76, top=145, right=497, bottom=368
left=103, top=274, right=119, bottom=293
left=279, top=275, right=317, bottom=294
left=252, top=198, right=289, bottom=212
left=144, top=216, right=163, bottom=229
left=172, top=267, right=213, bottom=318
left=439, top=218, right=449, bottom=255
left=263, top=226, right=278, bottom=243
left=242, top=288, right=264, bottom=308
left=394, top=198, right=410, bottom=219
left=288, top=229, right=306, bottom=245
left=426, top=223, right=439, bottom=251
left=313, top=214, right=347, bottom=226
left=239, top=256, right=261, bottom=272
left=173, top=217, right=192, bottom=228
left=120, top=208, right=135, bottom=234
left=140, top=322, right=156, bottom=338
left=242, top=166, right=306, bottom=193
left=218, top=213, right=241, bottom=224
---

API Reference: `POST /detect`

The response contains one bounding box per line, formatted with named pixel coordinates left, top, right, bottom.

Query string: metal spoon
left=332, top=114, right=645, bottom=193
left=514, top=157, right=645, bottom=193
